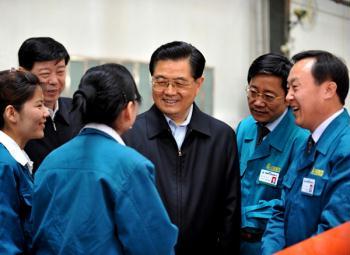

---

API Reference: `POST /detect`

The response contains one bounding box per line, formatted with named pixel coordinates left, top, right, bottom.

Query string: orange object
left=275, top=222, right=350, bottom=255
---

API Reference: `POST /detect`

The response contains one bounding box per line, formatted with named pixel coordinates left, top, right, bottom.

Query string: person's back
left=33, top=128, right=176, bottom=254
left=32, top=63, right=178, bottom=255
left=18, top=37, right=83, bottom=171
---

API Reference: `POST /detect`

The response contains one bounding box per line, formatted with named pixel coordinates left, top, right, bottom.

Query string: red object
left=275, top=222, right=350, bottom=255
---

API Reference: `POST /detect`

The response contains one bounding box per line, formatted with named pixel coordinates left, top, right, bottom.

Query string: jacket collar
left=268, top=109, right=298, bottom=151
left=53, top=98, right=71, bottom=125
left=244, top=108, right=296, bottom=153
left=145, top=103, right=211, bottom=139
left=315, top=108, right=349, bottom=156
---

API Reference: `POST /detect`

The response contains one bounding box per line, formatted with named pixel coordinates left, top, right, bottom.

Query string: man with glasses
left=123, top=41, right=240, bottom=254
left=236, top=53, right=308, bottom=255
left=18, top=37, right=83, bottom=171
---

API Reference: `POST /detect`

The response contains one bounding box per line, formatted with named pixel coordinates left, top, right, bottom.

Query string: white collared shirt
left=83, top=123, right=125, bottom=146
left=0, top=130, right=33, bottom=173
left=265, top=108, right=288, bottom=132
left=311, top=108, right=344, bottom=143
left=48, top=100, right=59, bottom=120
left=164, top=104, right=193, bottom=149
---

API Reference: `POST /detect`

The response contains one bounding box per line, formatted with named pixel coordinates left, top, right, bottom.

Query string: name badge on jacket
left=301, top=177, right=315, bottom=195
left=258, top=169, right=279, bottom=186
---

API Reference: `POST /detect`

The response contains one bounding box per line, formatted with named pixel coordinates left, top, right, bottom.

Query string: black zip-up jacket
left=25, top=97, right=83, bottom=172
left=123, top=104, right=241, bottom=255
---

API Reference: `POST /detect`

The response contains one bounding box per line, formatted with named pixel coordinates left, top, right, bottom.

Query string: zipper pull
left=178, top=150, right=182, bottom=157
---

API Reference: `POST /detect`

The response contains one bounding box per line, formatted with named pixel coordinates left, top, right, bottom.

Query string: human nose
left=286, top=89, right=294, bottom=104
left=43, top=106, right=50, bottom=118
left=252, top=95, right=266, bottom=106
left=164, top=82, right=177, bottom=94
left=47, top=74, right=59, bottom=86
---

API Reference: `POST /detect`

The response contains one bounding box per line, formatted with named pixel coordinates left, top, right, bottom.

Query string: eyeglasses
left=246, top=86, right=284, bottom=103
left=152, top=78, right=194, bottom=91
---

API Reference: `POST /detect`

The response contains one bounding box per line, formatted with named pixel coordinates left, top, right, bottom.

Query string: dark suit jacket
left=123, top=104, right=241, bottom=255
left=25, top=97, right=83, bottom=172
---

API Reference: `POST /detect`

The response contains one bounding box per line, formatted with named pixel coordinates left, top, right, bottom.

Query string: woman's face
left=16, top=86, right=49, bottom=144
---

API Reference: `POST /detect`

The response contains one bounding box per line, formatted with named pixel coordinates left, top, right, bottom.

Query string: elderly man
left=18, top=37, right=82, bottom=171
left=124, top=41, right=240, bottom=254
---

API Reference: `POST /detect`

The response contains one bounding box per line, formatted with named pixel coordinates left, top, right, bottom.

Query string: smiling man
left=261, top=50, right=350, bottom=254
left=123, top=41, right=241, bottom=254
left=18, top=37, right=82, bottom=171
left=236, top=53, right=308, bottom=255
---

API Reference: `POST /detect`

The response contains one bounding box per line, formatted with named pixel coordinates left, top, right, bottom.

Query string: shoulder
left=237, top=115, right=255, bottom=130
left=0, top=145, right=18, bottom=168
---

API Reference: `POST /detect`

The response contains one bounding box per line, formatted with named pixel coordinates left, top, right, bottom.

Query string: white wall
left=289, top=0, right=350, bottom=109
left=0, top=0, right=349, bottom=127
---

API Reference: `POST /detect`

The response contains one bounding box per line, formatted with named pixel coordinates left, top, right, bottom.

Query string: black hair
left=0, top=69, right=40, bottom=129
left=247, top=53, right=292, bottom=95
left=291, top=50, right=349, bottom=105
left=72, top=63, right=141, bottom=126
left=18, top=37, right=70, bottom=70
left=149, top=41, right=206, bottom=79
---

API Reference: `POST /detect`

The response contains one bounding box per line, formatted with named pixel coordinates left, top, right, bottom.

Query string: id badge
left=301, top=177, right=315, bottom=196
left=258, top=169, right=279, bottom=186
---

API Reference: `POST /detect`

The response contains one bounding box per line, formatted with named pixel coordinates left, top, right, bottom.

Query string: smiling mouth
left=163, top=99, right=178, bottom=105
left=252, top=109, right=267, bottom=115
left=291, top=106, right=300, bottom=112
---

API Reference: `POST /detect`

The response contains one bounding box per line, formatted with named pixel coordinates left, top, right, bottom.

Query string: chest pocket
left=303, top=175, right=328, bottom=197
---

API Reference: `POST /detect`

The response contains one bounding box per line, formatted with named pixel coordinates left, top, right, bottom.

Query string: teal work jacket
left=237, top=109, right=308, bottom=230
left=261, top=109, right=350, bottom=254
left=32, top=128, right=178, bottom=255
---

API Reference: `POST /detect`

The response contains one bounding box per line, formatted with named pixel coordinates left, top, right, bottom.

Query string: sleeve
left=218, top=130, right=241, bottom=255
left=316, top=152, right=350, bottom=233
left=0, top=163, right=25, bottom=254
left=113, top=159, right=178, bottom=255
left=260, top=196, right=286, bottom=255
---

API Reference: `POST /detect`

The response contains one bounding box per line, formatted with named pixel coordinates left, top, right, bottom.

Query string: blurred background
left=0, top=0, right=349, bottom=128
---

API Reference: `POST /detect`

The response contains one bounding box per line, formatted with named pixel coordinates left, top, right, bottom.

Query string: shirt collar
left=312, top=108, right=344, bottom=143
left=256, top=108, right=288, bottom=132
left=0, top=130, right=33, bottom=172
left=48, top=100, right=59, bottom=119
left=83, top=123, right=125, bottom=145
left=164, top=104, right=193, bottom=127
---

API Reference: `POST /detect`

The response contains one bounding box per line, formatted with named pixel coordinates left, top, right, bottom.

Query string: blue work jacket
left=32, top=128, right=178, bottom=255
left=0, top=144, right=33, bottom=254
left=261, top=109, right=350, bottom=255
left=237, top=109, right=308, bottom=230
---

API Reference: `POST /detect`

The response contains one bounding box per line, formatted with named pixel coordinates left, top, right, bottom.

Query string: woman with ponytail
left=31, top=63, right=178, bottom=254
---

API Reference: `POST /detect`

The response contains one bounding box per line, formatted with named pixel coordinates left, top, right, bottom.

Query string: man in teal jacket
left=261, top=50, right=350, bottom=254
left=237, top=53, right=308, bottom=255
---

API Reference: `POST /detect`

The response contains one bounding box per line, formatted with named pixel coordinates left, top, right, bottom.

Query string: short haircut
left=72, top=63, right=141, bottom=126
left=247, top=53, right=292, bottom=95
left=291, top=50, right=349, bottom=105
left=18, top=37, right=70, bottom=70
left=149, top=41, right=206, bottom=79
left=0, top=69, right=40, bottom=129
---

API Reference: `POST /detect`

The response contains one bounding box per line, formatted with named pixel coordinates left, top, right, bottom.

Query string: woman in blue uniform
left=0, top=69, right=49, bottom=254
left=31, top=63, right=178, bottom=255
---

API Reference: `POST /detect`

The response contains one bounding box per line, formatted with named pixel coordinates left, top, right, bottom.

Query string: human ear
left=324, top=81, right=337, bottom=99
left=114, top=101, right=137, bottom=135
left=3, top=105, right=18, bottom=125
left=194, top=76, right=204, bottom=95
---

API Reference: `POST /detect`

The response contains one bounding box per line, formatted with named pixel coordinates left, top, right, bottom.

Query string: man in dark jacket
left=18, top=37, right=83, bottom=171
left=123, top=41, right=241, bottom=254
